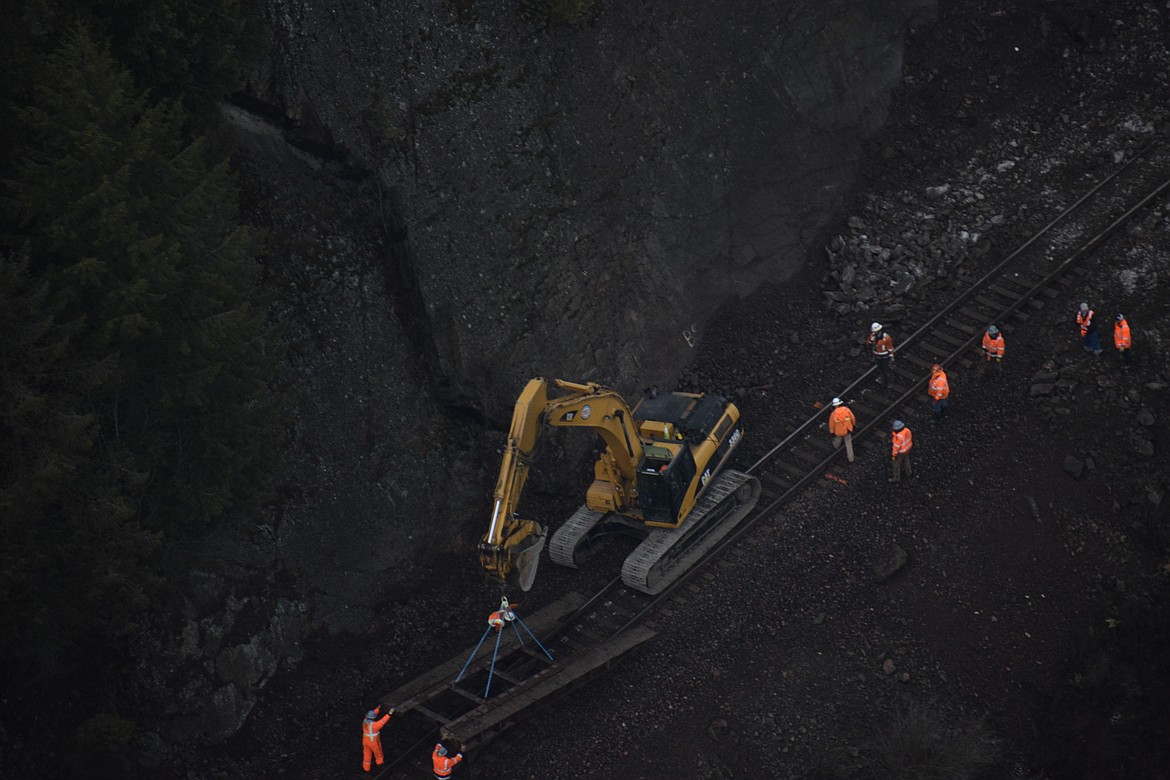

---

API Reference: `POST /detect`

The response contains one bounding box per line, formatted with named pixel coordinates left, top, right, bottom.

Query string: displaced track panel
left=443, top=625, right=655, bottom=748
left=385, top=592, right=586, bottom=719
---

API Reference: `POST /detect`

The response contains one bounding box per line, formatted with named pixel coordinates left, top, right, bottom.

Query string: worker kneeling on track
left=433, top=741, right=464, bottom=778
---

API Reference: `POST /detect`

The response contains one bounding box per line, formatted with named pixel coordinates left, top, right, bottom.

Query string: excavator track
left=548, top=504, right=608, bottom=568
left=621, top=470, right=760, bottom=595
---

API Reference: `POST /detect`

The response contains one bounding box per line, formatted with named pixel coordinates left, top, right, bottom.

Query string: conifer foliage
left=0, top=27, right=281, bottom=680
left=0, top=254, right=158, bottom=678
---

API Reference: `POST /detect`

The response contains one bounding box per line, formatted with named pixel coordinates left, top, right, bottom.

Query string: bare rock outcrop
left=253, top=0, right=935, bottom=411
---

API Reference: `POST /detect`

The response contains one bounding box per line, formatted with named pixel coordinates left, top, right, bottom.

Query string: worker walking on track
left=361, top=706, right=395, bottom=772
left=928, top=363, right=950, bottom=423
left=828, top=397, right=856, bottom=463
left=433, top=742, right=464, bottom=778
left=867, top=322, right=896, bottom=384
left=1077, top=303, right=1102, bottom=355
left=980, top=325, right=1005, bottom=374
left=889, top=420, right=912, bottom=483
left=1114, top=313, right=1133, bottom=368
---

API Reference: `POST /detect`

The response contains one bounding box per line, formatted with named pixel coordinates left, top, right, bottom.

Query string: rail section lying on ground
left=371, top=140, right=1170, bottom=776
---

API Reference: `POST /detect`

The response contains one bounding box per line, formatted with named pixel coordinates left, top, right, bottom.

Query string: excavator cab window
left=637, top=448, right=697, bottom=524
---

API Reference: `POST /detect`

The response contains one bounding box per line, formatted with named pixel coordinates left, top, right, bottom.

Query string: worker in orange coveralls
left=980, top=325, right=1005, bottom=375
left=866, top=322, right=896, bottom=384
left=928, top=363, right=950, bottom=424
left=1114, top=313, right=1132, bottom=368
left=361, top=706, right=394, bottom=772
left=433, top=741, right=464, bottom=778
left=1077, top=302, right=1102, bottom=355
left=889, top=420, right=913, bottom=483
left=827, top=397, right=856, bottom=463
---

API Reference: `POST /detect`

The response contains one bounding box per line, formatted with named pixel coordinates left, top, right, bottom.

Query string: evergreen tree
left=0, top=0, right=255, bottom=120
left=0, top=27, right=282, bottom=679
left=12, top=26, right=282, bottom=525
left=0, top=253, right=158, bottom=680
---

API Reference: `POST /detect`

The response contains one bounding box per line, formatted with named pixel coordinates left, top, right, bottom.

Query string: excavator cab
left=636, top=445, right=697, bottom=525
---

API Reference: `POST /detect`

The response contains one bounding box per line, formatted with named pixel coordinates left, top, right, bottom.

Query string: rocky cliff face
left=256, top=0, right=934, bottom=409
left=148, top=0, right=937, bottom=747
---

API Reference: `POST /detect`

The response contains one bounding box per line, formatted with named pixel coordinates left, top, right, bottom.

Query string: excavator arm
left=479, top=378, right=645, bottom=591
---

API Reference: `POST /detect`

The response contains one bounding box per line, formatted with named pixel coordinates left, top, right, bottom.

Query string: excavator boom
left=480, top=378, right=646, bottom=590
left=480, top=379, right=549, bottom=591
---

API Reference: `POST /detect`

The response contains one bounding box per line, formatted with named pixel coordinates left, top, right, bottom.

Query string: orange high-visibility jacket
left=981, top=332, right=1005, bottom=359
left=1076, top=309, right=1095, bottom=335
left=363, top=712, right=391, bottom=743
left=1114, top=319, right=1132, bottom=349
left=867, top=331, right=894, bottom=357
left=891, top=428, right=912, bottom=457
left=828, top=406, right=856, bottom=436
left=433, top=745, right=464, bottom=777
left=928, top=370, right=949, bottom=401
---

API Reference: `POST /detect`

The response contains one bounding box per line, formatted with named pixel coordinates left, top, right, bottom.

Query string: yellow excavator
left=479, top=378, right=760, bottom=595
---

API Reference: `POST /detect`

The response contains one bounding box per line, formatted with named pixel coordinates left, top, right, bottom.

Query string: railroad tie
left=974, top=293, right=1008, bottom=310
left=988, top=283, right=1024, bottom=299
left=761, top=471, right=795, bottom=493
left=919, top=341, right=951, bottom=361
left=413, top=704, right=451, bottom=726
left=929, top=329, right=967, bottom=348
left=897, top=353, right=934, bottom=371
left=450, top=686, right=487, bottom=705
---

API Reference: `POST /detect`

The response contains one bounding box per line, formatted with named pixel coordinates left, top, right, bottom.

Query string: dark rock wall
left=159, top=0, right=937, bottom=745
left=256, top=0, right=934, bottom=413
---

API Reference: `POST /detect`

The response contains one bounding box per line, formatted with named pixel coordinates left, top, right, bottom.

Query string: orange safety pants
left=363, top=737, right=384, bottom=771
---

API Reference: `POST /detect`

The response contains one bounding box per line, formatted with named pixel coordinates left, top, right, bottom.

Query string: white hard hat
left=831, top=397, right=842, bottom=406
left=870, top=322, right=882, bottom=333
left=892, top=420, right=905, bottom=430
left=1079, top=302, right=1089, bottom=311
left=987, top=325, right=999, bottom=335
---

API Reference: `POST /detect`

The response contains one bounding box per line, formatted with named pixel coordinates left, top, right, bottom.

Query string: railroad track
left=372, top=139, right=1170, bottom=777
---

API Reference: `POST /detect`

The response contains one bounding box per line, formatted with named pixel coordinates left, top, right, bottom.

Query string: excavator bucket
left=507, top=523, right=547, bottom=592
